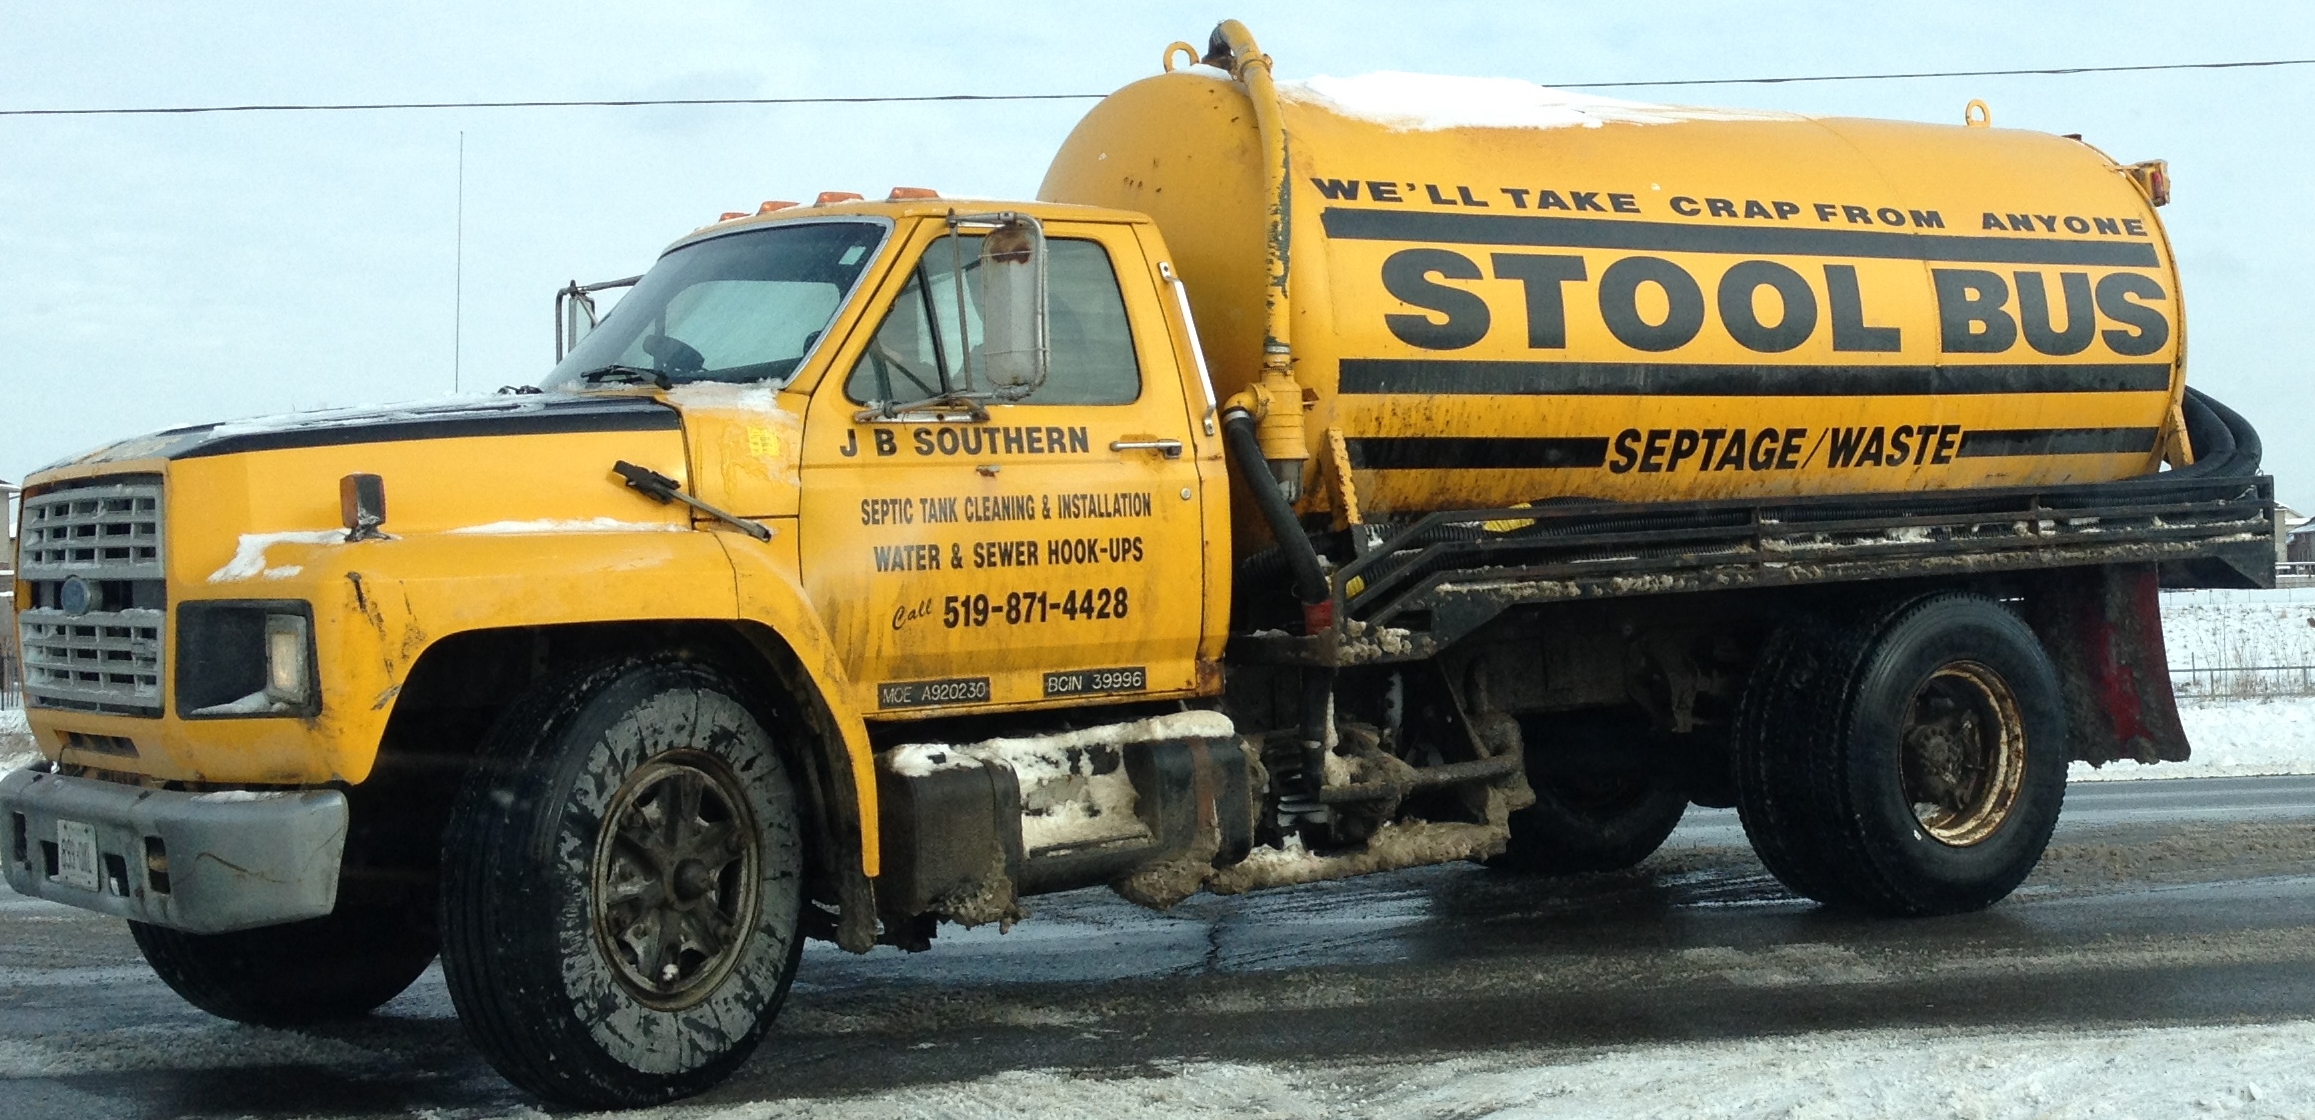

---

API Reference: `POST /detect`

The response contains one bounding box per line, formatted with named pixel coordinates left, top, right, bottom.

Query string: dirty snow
left=884, top=711, right=1236, bottom=778
left=188, top=789, right=289, bottom=803
left=1280, top=71, right=1801, bottom=132
left=205, top=529, right=344, bottom=582
left=186, top=689, right=292, bottom=717
left=884, top=711, right=1235, bottom=854
left=447, top=517, right=684, bottom=535
left=374, top=1019, right=2315, bottom=1120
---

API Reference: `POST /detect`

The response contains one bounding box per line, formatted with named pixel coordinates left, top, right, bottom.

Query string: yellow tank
left=1040, top=27, right=2185, bottom=525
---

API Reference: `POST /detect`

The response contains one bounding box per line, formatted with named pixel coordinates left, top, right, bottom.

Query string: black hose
left=1222, top=408, right=1329, bottom=606
left=2169, top=386, right=2263, bottom=479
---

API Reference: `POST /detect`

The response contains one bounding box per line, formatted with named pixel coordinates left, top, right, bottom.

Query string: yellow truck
left=1, top=21, right=2274, bottom=1108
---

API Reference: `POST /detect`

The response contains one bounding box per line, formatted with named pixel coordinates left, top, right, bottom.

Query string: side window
left=846, top=235, right=1140, bottom=406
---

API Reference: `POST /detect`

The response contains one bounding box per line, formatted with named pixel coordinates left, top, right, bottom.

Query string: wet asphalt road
left=4, top=775, right=2315, bottom=1118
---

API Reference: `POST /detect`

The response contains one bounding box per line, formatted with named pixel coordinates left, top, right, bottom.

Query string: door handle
left=1110, top=438, right=1184, bottom=459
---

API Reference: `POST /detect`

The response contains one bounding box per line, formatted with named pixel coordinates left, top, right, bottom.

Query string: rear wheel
left=1494, top=772, right=1688, bottom=874
left=439, top=656, right=804, bottom=1109
left=130, top=905, right=436, bottom=1027
left=1736, top=592, right=2067, bottom=915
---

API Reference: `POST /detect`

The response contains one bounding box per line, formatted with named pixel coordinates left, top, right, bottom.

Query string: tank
left=1040, top=34, right=2185, bottom=525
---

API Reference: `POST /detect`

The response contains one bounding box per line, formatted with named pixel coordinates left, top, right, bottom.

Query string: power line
left=1558, top=57, right=2315, bottom=89
left=2, top=57, right=2310, bottom=117
left=0, top=93, right=1108, bottom=117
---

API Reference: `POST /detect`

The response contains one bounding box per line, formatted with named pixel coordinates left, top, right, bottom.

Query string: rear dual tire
left=1736, top=592, right=2067, bottom=916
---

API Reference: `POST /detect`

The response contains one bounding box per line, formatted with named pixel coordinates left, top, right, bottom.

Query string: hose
left=2169, top=386, right=2262, bottom=479
left=1222, top=407, right=1328, bottom=606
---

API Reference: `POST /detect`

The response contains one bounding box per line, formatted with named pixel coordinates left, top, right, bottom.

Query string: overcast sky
left=3, top=1, right=2311, bottom=507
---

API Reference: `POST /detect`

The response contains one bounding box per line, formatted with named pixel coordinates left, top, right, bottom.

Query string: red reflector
left=1302, top=600, right=1336, bottom=635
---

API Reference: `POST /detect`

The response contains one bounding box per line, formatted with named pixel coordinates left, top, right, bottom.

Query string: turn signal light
left=814, top=191, right=863, bottom=205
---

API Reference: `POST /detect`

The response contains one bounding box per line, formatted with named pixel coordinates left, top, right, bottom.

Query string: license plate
left=54, top=820, right=100, bottom=892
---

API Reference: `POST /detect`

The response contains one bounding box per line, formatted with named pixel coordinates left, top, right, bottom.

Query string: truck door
left=798, top=221, right=1207, bottom=717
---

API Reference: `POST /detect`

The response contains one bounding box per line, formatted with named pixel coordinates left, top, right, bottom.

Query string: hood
left=49, top=393, right=680, bottom=471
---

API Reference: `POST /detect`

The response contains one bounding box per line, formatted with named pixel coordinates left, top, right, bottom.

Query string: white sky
left=3, top=1, right=2311, bottom=507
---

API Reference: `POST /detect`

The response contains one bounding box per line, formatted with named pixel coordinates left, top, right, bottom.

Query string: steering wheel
left=641, top=334, right=706, bottom=375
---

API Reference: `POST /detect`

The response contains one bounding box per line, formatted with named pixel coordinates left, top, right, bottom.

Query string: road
left=4, top=776, right=2315, bottom=1118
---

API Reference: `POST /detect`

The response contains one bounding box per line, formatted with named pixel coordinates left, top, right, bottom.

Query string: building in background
left=1, top=478, right=17, bottom=711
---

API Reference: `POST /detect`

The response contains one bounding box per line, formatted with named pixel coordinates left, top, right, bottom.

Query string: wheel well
left=349, top=621, right=865, bottom=940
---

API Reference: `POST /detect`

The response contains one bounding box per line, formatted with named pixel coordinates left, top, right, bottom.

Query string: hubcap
left=1899, top=661, right=2028, bottom=847
left=589, top=752, right=760, bottom=1009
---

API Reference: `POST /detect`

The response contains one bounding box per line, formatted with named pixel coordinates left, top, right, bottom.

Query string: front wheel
left=439, top=657, right=804, bottom=1109
left=131, top=905, right=436, bottom=1026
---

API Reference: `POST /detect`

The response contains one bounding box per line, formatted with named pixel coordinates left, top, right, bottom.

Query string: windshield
left=541, top=220, right=888, bottom=390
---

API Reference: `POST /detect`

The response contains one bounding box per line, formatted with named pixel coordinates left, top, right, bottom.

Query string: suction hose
left=2170, top=386, right=2263, bottom=479
left=1222, top=407, right=1329, bottom=611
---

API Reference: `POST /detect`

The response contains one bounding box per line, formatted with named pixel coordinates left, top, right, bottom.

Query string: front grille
left=18, top=476, right=167, bottom=717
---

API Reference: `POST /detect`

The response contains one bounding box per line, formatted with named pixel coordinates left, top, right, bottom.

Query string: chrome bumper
left=0, top=769, right=347, bottom=933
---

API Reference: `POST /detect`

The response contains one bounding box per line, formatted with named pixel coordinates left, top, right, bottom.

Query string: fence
left=2170, top=664, right=2315, bottom=701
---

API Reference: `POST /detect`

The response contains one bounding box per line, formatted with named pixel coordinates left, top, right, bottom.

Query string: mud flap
left=2025, top=563, right=2191, bottom=766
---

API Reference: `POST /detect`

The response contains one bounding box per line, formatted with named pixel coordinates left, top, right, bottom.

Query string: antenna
left=454, top=130, right=465, bottom=393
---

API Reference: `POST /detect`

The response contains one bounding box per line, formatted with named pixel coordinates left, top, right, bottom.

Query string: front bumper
left=0, top=769, right=347, bottom=933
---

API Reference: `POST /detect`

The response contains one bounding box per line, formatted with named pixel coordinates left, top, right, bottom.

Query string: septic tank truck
left=2, top=20, right=2274, bottom=1108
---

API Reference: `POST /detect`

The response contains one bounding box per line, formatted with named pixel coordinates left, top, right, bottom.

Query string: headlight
left=263, top=613, right=312, bottom=705
left=177, top=601, right=319, bottom=718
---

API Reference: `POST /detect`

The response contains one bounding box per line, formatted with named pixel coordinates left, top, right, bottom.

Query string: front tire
left=130, top=905, right=437, bottom=1026
left=439, top=657, right=804, bottom=1109
left=1736, top=592, right=2067, bottom=916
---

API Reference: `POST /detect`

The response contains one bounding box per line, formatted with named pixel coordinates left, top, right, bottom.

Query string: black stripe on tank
left=1955, top=427, right=2160, bottom=457
left=1320, top=208, right=2163, bottom=268
left=174, top=398, right=682, bottom=459
left=1344, top=437, right=1609, bottom=470
left=1338, top=358, right=2174, bottom=397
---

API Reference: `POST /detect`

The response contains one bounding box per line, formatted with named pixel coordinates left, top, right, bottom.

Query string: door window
left=845, top=236, right=1140, bottom=406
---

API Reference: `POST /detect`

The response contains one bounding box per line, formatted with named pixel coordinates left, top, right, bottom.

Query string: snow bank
left=0, top=708, right=34, bottom=772
left=2073, top=695, right=2315, bottom=782
left=1279, top=71, right=1800, bottom=132
left=2162, top=588, right=2315, bottom=700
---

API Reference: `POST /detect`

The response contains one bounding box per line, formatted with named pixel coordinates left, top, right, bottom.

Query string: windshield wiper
left=577, top=364, right=673, bottom=390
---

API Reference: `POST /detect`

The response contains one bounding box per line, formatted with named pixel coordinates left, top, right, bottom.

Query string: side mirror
left=554, top=274, right=641, bottom=361
left=938, top=212, right=1048, bottom=401
left=977, top=216, right=1049, bottom=398
left=559, top=287, right=598, bottom=360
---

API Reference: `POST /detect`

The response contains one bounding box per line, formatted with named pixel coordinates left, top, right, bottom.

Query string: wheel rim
left=1899, top=660, right=2028, bottom=847
left=589, top=751, right=761, bottom=1011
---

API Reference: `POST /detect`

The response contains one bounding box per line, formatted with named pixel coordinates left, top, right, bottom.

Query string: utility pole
left=454, top=130, right=465, bottom=393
